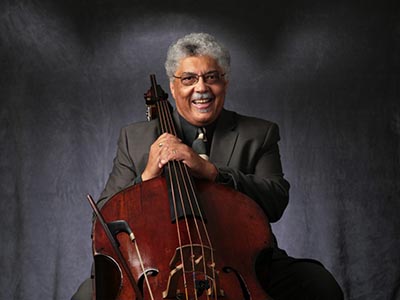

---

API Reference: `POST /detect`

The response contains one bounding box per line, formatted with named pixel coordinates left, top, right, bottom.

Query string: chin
left=194, top=115, right=216, bottom=126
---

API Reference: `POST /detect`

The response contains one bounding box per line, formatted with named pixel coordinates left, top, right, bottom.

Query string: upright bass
left=88, top=75, right=273, bottom=300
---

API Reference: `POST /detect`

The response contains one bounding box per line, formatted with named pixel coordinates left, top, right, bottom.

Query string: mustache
left=191, top=92, right=214, bottom=101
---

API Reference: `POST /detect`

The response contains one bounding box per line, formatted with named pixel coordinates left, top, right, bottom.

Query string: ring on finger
left=158, top=142, right=163, bottom=148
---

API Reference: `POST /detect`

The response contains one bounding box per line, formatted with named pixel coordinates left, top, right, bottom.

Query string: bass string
left=166, top=102, right=217, bottom=299
left=158, top=102, right=217, bottom=296
left=156, top=101, right=192, bottom=298
left=178, top=162, right=218, bottom=297
left=157, top=100, right=216, bottom=298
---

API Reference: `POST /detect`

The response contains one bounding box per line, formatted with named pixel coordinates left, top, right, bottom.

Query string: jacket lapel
left=172, top=110, right=183, bottom=139
left=210, top=109, right=238, bottom=166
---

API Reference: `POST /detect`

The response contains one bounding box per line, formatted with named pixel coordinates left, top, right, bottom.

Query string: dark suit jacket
left=98, top=109, right=289, bottom=224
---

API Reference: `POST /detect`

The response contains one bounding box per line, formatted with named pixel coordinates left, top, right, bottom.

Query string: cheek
left=213, top=86, right=227, bottom=99
left=176, top=88, right=194, bottom=101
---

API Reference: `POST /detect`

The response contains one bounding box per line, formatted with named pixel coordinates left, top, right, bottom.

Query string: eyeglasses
left=173, top=71, right=225, bottom=86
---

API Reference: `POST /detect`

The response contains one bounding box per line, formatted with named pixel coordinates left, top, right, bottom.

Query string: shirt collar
left=177, top=113, right=217, bottom=146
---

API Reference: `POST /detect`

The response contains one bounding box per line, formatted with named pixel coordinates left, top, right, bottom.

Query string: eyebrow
left=180, top=70, right=219, bottom=75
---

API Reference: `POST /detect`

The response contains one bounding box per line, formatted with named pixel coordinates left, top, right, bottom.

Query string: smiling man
left=140, top=54, right=227, bottom=183
left=72, top=32, right=343, bottom=300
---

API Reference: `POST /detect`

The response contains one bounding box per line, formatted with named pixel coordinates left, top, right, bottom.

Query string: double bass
left=88, top=75, right=273, bottom=300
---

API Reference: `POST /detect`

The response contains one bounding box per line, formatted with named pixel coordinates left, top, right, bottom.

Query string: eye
left=204, top=72, right=219, bottom=82
left=181, top=75, right=197, bottom=84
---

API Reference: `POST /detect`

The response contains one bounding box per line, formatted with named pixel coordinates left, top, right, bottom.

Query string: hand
left=141, top=133, right=218, bottom=182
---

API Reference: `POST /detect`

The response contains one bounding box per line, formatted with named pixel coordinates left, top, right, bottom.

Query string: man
left=72, top=32, right=343, bottom=300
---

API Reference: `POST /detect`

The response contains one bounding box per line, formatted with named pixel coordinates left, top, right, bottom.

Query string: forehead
left=176, top=55, right=222, bottom=74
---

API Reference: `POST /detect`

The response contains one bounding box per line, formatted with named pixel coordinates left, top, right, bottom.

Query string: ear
left=169, top=81, right=176, bottom=100
left=224, top=79, right=229, bottom=89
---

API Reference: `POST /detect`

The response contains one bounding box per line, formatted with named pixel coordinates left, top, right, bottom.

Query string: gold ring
left=172, top=149, right=177, bottom=154
left=158, top=142, right=163, bottom=148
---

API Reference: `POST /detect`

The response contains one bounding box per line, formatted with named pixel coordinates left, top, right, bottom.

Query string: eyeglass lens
left=178, top=71, right=223, bottom=86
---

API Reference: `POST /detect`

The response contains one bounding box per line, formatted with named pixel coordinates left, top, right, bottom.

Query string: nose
left=194, top=76, right=209, bottom=93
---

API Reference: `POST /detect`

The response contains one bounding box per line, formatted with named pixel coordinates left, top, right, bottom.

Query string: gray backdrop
left=1, top=0, right=399, bottom=299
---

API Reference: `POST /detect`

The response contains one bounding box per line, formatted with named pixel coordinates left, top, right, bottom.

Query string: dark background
left=1, top=0, right=399, bottom=299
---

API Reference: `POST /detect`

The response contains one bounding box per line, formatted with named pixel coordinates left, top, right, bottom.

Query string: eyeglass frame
left=173, top=71, right=226, bottom=86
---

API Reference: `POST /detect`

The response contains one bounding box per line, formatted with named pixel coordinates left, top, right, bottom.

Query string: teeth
left=193, top=99, right=210, bottom=104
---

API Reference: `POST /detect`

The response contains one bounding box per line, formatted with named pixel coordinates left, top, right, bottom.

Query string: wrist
left=141, top=169, right=155, bottom=181
left=207, top=162, right=218, bottom=181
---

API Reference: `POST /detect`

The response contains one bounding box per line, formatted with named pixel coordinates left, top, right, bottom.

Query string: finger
left=154, top=133, right=171, bottom=147
left=163, top=133, right=182, bottom=144
left=159, top=147, right=180, bottom=166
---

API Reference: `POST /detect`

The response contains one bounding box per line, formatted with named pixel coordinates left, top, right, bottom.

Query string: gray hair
left=165, top=33, right=231, bottom=81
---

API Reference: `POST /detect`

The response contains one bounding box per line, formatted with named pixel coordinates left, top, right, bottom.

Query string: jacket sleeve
left=97, top=127, right=139, bottom=208
left=214, top=122, right=290, bottom=223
